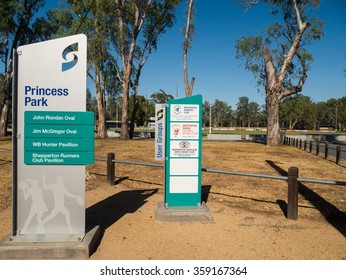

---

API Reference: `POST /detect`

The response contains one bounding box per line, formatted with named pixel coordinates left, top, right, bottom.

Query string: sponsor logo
left=156, top=108, right=164, bottom=121
left=173, top=105, right=181, bottom=114
left=62, top=43, right=78, bottom=72
left=179, top=141, right=190, bottom=148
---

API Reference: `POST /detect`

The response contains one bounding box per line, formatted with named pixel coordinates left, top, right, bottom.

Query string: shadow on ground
left=266, top=160, right=346, bottom=237
left=86, top=188, right=158, bottom=254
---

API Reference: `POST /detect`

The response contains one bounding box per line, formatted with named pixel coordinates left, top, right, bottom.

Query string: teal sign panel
left=24, top=138, right=94, bottom=152
left=164, top=94, right=202, bottom=207
left=24, top=151, right=94, bottom=165
left=24, top=111, right=94, bottom=125
left=24, top=111, right=94, bottom=165
left=25, top=124, right=94, bottom=138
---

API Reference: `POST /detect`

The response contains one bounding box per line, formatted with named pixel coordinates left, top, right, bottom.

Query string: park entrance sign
left=13, top=34, right=92, bottom=241
left=164, top=95, right=202, bottom=207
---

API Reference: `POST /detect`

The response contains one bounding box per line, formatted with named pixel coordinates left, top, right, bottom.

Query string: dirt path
left=85, top=183, right=345, bottom=260
left=0, top=179, right=345, bottom=260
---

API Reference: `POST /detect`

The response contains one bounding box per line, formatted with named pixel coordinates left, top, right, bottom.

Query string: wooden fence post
left=287, top=166, right=299, bottom=220
left=316, top=142, right=320, bottom=156
left=336, top=146, right=341, bottom=164
left=299, top=139, right=302, bottom=149
left=324, top=143, right=328, bottom=159
left=309, top=141, right=312, bottom=153
left=304, top=140, right=307, bottom=151
left=107, top=152, right=115, bottom=185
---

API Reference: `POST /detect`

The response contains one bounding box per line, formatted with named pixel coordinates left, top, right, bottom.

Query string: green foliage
left=236, top=96, right=264, bottom=127
left=150, top=90, right=175, bottom=104
left=279, top=95, right=346, bottom=131
left=279, top=94, right=313, bottom=129
left=235, top=0, right=323, bottom=92
left=0, top=0, right=46, bottom=70
left=212, top=99, right=233, bottom=127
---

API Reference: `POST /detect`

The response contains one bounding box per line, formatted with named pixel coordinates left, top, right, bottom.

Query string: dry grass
left=1, top=137, right=345, bottom=221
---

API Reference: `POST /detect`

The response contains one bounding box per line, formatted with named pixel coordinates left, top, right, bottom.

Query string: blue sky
left=137, top=0, right=346, bottom=108
left=43, top=0, right=345, bottom=108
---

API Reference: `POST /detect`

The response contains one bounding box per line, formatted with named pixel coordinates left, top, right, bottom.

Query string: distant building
left=147, top=117, right=155, bottom=129
left=319, top=126, right=335, bottom=132
left=106, top=120, right=121, bottom=130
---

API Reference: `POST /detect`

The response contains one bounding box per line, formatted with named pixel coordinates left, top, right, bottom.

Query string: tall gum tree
left=63, top=0, right=114, bottom=139
left=0, top=0, right=46, bottom=136
left=111, top=0, right=180, bottom=139
left=129, top=0, right=179, bottom=138
left=236, top=0, right=323, bottom=145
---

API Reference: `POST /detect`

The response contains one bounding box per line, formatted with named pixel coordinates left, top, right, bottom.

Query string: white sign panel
left=169, top=176, right=199, bottom=193
left=170, top=140, right=199, bottom=157
left=15, top=34, right=87, bottom=240
left=170, top=104, right=199, bottom=121
left=170, top=123, right=199, bottom=139
left=169, top=158, right=199, bottom=175
left=155, top=104, right=165, bottom=160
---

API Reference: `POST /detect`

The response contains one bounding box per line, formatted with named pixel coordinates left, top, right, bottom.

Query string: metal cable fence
left=2, top=147, right=346, bottom=220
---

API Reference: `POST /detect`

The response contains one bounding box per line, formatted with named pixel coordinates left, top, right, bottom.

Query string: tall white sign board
left=14, top=35, right=88, bottom=241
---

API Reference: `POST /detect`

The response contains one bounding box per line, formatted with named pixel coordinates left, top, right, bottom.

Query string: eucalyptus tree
left=248, top=101, right=261, bottom=127
left=0, top=0, right=47, bottom=136
left=212, top=99, right=233, bottom=127
left=110, top=0, right=181, bottom=139
left=183, top=0, right=196, bottom=97
left=202, top=100, right=211, bottom=128
left=46, top=0, right=117, bottom=139
left=150, top=90, right=175, bottom=104
left=128, top=1, right=179, bottom=138
left=279, top=94, right=310, bottom=130
left=236, top=0, right=323, bottom=145
left=337, top=96, right=346, bottom=131
left=236, top=96, right=250, bottom=127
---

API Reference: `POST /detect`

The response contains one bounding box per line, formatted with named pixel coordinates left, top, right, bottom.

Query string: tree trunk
left=183, top=0, right=195, bottom=97
left=0, top=101, right=10, bottom=136
left=266, top=91, right=281, bottom=146
left=94, top=65, right=107, bottom=139
left=96, top=94, right=107, bottom=139
left=0, top=60, right=13, bottom=136
left=120, top=77, right=130, bottom=140
left=129, top=95, right=138, bottom=139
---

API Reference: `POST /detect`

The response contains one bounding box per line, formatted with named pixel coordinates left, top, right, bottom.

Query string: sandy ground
left=0, top=140, right=345, bottom=260
left=83, top=182, right=345, bottom=260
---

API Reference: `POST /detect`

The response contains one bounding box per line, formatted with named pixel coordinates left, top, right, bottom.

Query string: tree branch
left=279, top=53, right=308, bottom=100
left=275, top=0, right=310, bottom=92
left=293, top=0, right=303, bottom=29
left=263, top=44, right=277, bottom=91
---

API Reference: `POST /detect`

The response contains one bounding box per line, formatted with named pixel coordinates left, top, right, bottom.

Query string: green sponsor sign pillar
left=164, top=95, right=202, bottom=207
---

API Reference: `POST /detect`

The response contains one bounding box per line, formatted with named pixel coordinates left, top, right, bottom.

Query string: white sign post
left=13, top=34, right=89, bottom=242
